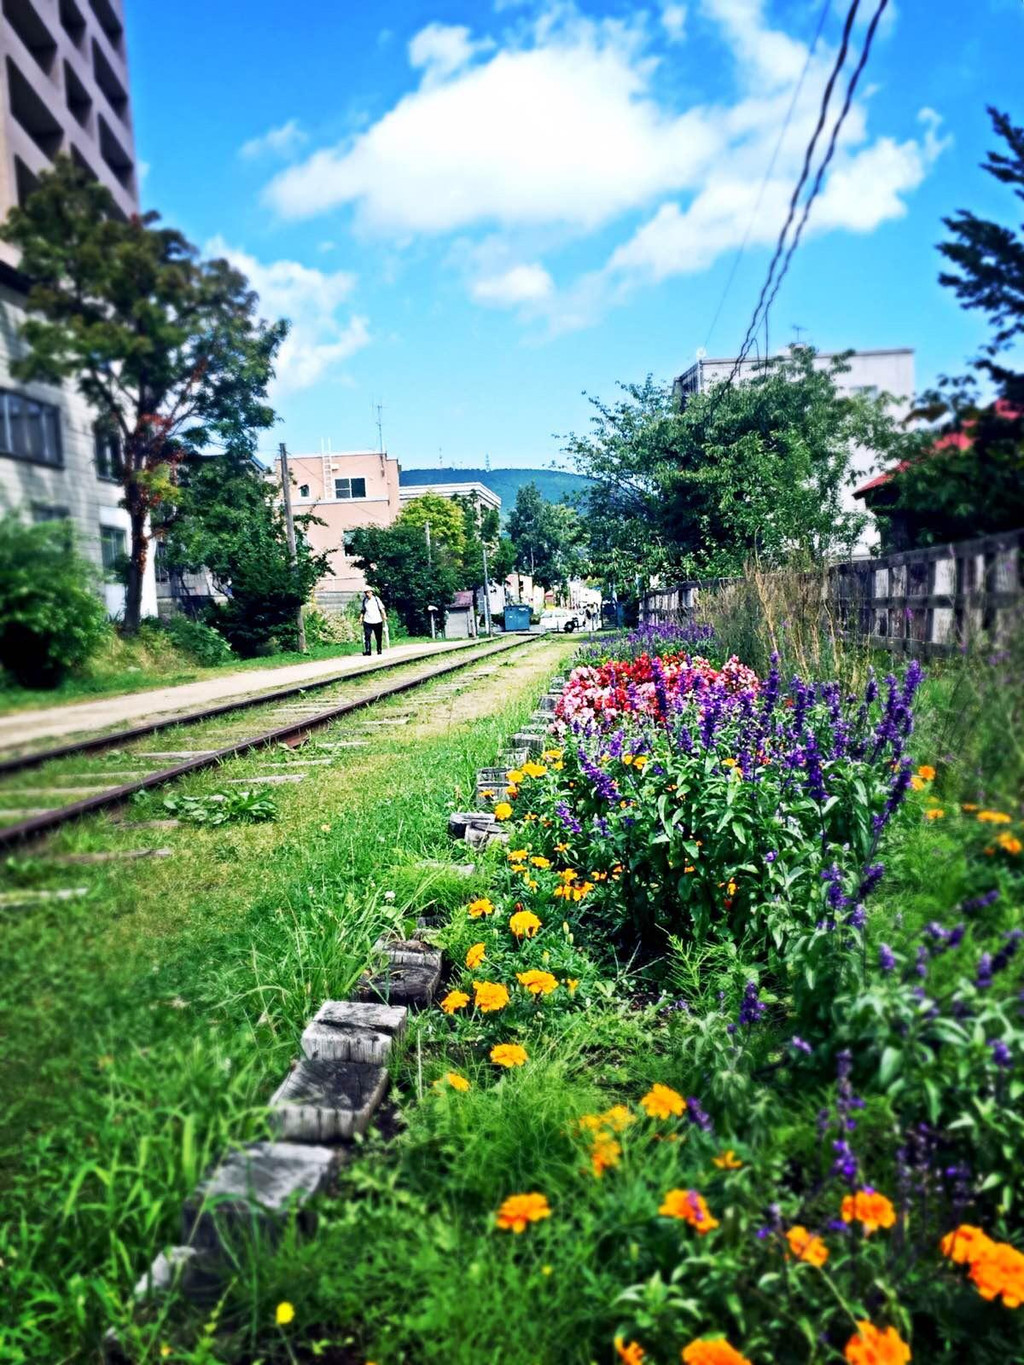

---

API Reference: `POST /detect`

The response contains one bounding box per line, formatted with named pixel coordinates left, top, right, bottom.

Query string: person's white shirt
left=362, top=595, right=384, bottom=625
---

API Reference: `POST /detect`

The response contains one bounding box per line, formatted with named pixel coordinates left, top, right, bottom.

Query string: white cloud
left=261, top=3, right=945, bottom=333
left=205, top=237, right=369, bottom=394
left=240, top=119, right=307, bottom=161
left=661, top=3, right=687, bottom=42
left=471, top=263, right=554, bottom=306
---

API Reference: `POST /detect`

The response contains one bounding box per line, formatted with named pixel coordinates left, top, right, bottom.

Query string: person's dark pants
left=363, top=621, right=384, bottom=655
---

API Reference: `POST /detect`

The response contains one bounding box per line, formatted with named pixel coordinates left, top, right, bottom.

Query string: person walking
left=360, top=587, right=387, bottom=656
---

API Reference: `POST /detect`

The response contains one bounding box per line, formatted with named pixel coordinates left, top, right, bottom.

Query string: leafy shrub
left=303, top=606, right=356, bottom=648
left=160, top=786, right=277, bottom=825
left=161, top=613, right=235, bottom=666
left=0, top=512, right=110, bottom=687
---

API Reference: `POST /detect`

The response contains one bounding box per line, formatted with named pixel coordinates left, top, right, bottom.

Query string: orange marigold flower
left=601, top=1104, right=634, bottom=1131
left=509, top=909, right=542, bottom=939
left=557, top=868, right=578, bottom=883
left=441, top=1072, right=470, bottom=1092
left=712, top=1149, right=742, bottom=1170
left=977, top=809, right=1011, bottom=823
left=641, top=1083, right=687, bottom=1120
left=493, top=802, right=514, bottom=821
left=841, top=1189, right=897, bottom=1235
left=440, top=989, right=470, bottom=1015
left=614, top=1337, right=645, bottom=1364
left=786, top=1224, right=829, bottom=1267
left=474, top=980, right=509, bottom=1013
left=961, top=803, right=979, bottom=812
left=843, top=1322, right=911, bottom=1365
left=495, top=1191, right=550, bottom=1233
left=465, top=942, right=486, bottom=969
left=507, top=848, right=528, bottom=861
left=467, top=896, right=496, bottom=919
left=681, top=1337, right=753, bottom=1365
left=490, top=1042, right=528, bottom=1068
left=517, top=968, right=559, bottom=996
left=996, top=832, right=1022, bottom=855
left=925, top=808, right=945, bottom=820
left=591, top=1133, right=622, bottom=1178
left=968, top=1239, right=1024, bottom=1308
left=659, top=1188, right=719, bottom=1234
left=940, top=1224, right=995, bottom=1265
left=917, top=764, right=936, bottom=781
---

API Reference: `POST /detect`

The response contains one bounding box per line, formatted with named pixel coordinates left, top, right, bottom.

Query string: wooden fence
left=640, top=529, right=1024, bottom=654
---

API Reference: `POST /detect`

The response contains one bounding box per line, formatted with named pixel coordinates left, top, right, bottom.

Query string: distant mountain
left=399, top=466, right=593, bottom=518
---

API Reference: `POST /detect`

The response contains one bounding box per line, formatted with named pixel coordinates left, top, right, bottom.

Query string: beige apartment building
left=0, top=0, right=153, bottom=617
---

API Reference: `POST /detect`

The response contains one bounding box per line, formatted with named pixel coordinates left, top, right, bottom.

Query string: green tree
left=0, top=514, right=110, bottom=687
left=0, top=158, right=286, bottom=632
left=566, top=351, right=911, bottom=579
left=346, top=522, right=457, bottom=636
left=397, top=493, right=467, bottom=562
left=507, top=482, right=591, bottom=587
left=160, top=452, right=328, bottom=656
left=873, top=107, right=1024, bottom=549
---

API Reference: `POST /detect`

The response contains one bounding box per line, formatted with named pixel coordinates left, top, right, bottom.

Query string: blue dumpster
left=504, top=603, right=533, bottom=632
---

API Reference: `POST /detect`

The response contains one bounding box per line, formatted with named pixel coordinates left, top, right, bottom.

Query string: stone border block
left=302, top=1000, right=407, bottom=1065
left=269, top=1059, right=389, bottom=1142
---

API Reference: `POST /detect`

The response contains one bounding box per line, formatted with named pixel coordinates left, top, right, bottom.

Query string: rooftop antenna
left=793, top=324, right=807, bottom=346
left=438, top=446, right=443, bottom=469
left=374, top=400, right=385, bottom=454
left=485, top=452, right=491, bottom=472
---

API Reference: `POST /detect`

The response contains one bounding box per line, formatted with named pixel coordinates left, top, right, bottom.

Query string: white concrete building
left=673, top=348, right=916, bottom=552
left=0, top=0, right=154, bottom=618
left=397, top=479, right=501, bottom=515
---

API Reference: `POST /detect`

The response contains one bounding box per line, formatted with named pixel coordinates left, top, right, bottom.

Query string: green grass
left=0, top=638, right=572, bottom=1363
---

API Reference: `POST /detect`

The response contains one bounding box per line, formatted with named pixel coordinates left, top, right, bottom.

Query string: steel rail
left=0, top=634, right=540, bottom=851
left=0, top=636, right=503, bottom=778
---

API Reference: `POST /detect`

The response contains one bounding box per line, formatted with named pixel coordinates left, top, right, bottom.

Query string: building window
left=31, top=503, right=69, bottom=523
left=0, top=387, right=62, bottom=467
left=94, top=424, right=123, bottom=481
left=154, top=540, right=170, bottom=583
left=334, top=477, right=367, bottom=500
left=298, top=483, right=310, bottom=499
left=100, top=524, right=127, bottom=571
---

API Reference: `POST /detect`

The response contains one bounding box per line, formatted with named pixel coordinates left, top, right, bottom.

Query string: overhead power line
left=726, top=0, right=863, bottom=386
left=703, top=0, right=833, bottom=353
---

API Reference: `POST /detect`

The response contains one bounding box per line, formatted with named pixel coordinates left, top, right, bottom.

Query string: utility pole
left=279, top=442, right=307, bottom=654
left=481, top=535, right=493, bottom=637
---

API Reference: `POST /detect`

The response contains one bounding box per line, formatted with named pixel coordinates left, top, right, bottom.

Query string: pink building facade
left=281, top=451, right=401, bottom=605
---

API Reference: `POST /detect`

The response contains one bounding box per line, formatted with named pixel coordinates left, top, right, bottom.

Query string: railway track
left=0, top=634, right=539, bottom=852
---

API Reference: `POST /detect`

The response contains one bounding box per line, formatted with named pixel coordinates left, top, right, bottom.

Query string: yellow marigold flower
left=474, top=980, right=510, bottom=1013
left=517, top=969, right=559, bottom=996
left=997, top=832, right=1022, bottom=855
left=566, top=978, right=580, bottom=994
left=681, top=1340, right=753, bottom=1365
left=160, top=1347, right=172, bottom=1359
left=569, top=881, right=594, bottom=901
left=508, top=848, right=528, bottom=861
left=641, top=1083, right=687, bottom=1120
left=505, top=785, right=519, bottom=797
left=633, top=754, right=648, bottom=769
left=465, top=943, right=486, bottom=969
left=591, top=1133, right=622, bottom=1178
left=494, top=801, right=514, bottom=820
left=542, top=748, right=563, bottom=760
left=721, top=757, right=738, bottom=767
left=524, top=876, right=539, bottom=889
left=925, top=808, right=945, bottom=820
left=918, top=764, right=936, bottom=781
left=659, top=1188, right=719, bottom=1233
left=510, top=909, right=542, bottom=939
left=940, top=1224, right=995, bottom=1265
left=495, top=1191, right=551, bottom=1233
left=786, top=1224, right=829, bottom=1267
left=442, top=1071, right=470, bottom=1092
left=968, top=1238, right=1024, bottom=1308
left=602, top=1104, right=634, bottom=1131
left=467, top=896, right=496, bottom=919
left=522, top=761, right=547, bottom=778
left=910, top=774, right=927, bottom=792
left=615, top=1336, right=645, bottom=1363
left=507, top=769, right=525, bottom=784
left=480, top=788, right=496, bottom=800
left=843, top=1322, right=911, bottom=1365
left=530, top=854, right=551, bottom=868
left=712, top=1149, right=742, bottom=1170
left=977, top=809, right=1011, bottom=823
left=962, top=802, right=979, bottom=811
left=524, top=812, right=537, bottom=822
left=555, top=841, right=569, bottom=853
left=275, top=1302, right=295, bottom=1326
left=440, top=989, right=470, bottom=1015
left=841, top=1189, right=896, bottom=1234
left=557, top=868, right=577, bottom=883
left=490, top=1042, right=528, bottom=1068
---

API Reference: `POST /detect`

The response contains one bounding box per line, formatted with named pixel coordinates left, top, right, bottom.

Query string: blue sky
left=127, top=0, right=1022, bottom=470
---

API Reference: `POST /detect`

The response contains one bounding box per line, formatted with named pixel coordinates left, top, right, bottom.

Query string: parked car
left=539, top=608, right=581, bottom=633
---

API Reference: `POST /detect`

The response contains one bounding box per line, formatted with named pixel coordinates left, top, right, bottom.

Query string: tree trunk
left=123, top=504, right=148, bottom=633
